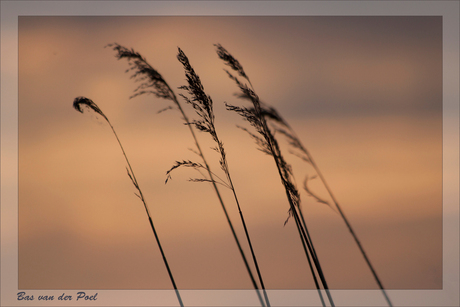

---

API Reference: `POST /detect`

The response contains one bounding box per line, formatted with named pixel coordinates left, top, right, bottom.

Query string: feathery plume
left=216, top=44, right=333, bottom=307
left=108, top=44, right=266, bottom=307
left=171, top=47, right=271, bottom=307
left=106, top=43, right=177, bottom=102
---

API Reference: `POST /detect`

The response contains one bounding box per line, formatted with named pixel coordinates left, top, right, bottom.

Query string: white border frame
left=1, top=1, right=459, bottom=306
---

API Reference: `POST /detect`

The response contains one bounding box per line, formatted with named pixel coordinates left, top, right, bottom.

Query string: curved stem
left=289, top=124, right=392, bottom=307
left=226, top=171, right=271, bottom=307
left=272, top=151, right=334, bottom=307
left=107, top=121, right=184, bottom=307
left=251, top=90, right=334, bottom=307
left=171, top=92, right=266, bottom=307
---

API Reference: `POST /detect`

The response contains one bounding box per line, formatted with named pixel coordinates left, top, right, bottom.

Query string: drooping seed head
left=73, top=96, right=108, bottom=122
left=106, top=43, right=176, bottom=102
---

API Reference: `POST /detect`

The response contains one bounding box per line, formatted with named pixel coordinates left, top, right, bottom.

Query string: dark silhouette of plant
left=263, top=104, right=393, bottom=307
left=73, top=96, right=184, bottom=307
left=165, top=47, right=271, bottom=306
left=215, top=43, right=392, bottom=307
left=73, top=42, right=393, bottom=307
left=215, top=44, right=335, bottom=307
left=106, top=44, right=266, bottom=306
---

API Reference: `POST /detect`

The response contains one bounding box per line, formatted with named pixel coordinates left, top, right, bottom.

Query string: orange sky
left=15, top=16, right=445, bottom=292
left=0, top=6, right=457, bottom=306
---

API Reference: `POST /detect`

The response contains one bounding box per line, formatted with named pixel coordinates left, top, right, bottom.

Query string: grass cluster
left=73, top=43, right=392, bottom=307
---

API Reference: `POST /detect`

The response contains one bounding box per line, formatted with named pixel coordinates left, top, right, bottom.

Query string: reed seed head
left=73, top=96, right=108, bottom=122
left=215, top=44, right=251, bottom=86
left=216, top=46, right=302, bottom=224
left=177, top=47, right=232, bottom=178
left=165, top=160, right=206, bottom=184
left=177, top=47, right=214, bottom=129
left=106, top=43, right=176, bottom=102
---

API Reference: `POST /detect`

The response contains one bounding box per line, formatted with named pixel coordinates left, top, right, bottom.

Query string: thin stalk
left=215, top=46, right=334, bottom=306
left=290, top=209, right=326, bottom=307
left=107, top=44, right=265, bottom=306
left=73, top=97, right=184, bottom=307
left=228, top=176, right=271, bottom=307
left=262, top=100, right=335, bottom=307
left=295, top=205, right=333, bottom=307
left=215, top=43, right=391, bottom=307
left=175, top=48, right=270, bottom=306
left=276, top=118, right=392, bottom=307
left=167, top=67, right=266, bottom=307
left=309, top=152, right=393, bottom=307
left=217, top=72, right=334, bottom=306
left=267, top=124, right=334, bottom=307
left=183, top=109, right=266, bottom=307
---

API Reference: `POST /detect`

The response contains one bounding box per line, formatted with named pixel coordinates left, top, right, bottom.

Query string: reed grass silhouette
left=216, top=44, right=335, bottom=307
left=266, top=105, right=393, bottom=307
left=165, top=47, right=270, bottom=306
left=73, top=43, right=393, bottom=307
left=72, top=97, right=184, bottom=307
left=106, top=43, right=266, bottom=306
left=215, top=44, right=392, bottom=307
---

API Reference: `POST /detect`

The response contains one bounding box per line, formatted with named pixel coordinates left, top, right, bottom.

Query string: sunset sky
left=2, top=1, right=459, bottom=307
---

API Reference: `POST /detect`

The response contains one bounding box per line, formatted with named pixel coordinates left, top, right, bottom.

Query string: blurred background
left=18, top=16, right=443, bottom=290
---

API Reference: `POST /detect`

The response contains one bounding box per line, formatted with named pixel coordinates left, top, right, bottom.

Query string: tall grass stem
left=73, top=97, right=184, bottom=307
left=107, top=44, right=265, bottom=306
left=176, top=47, right=270, bottom=306
left=269, top=111, right=392, bottom=307
left=215, top=44, right=334, bottom=307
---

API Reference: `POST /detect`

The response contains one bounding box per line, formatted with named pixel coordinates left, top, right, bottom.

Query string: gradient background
left=17, top=15, right=443, bottom=292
